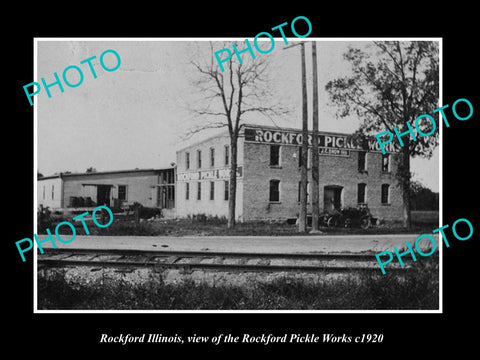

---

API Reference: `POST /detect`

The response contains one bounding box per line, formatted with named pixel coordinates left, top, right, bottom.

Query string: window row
left=269, top=145, right=391, bottom=173
left=185, top=145, right=230, bottom=170
left=358, top=151, right=390, bottom=173
left=269, top=180, right=391, bottom=204
left=357, top=183, right=390, bottom=204
left=185, top=181, right=229, bottom=201
left=42, top=184, right=56, bottom=200
left=41, top=185, right=128, bottom=201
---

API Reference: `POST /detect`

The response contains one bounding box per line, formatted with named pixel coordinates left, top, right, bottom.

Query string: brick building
left=176, top=124, right=403, bottom=222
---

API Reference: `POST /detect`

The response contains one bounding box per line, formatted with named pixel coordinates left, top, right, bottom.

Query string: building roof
left=38, top=167, right=174, bottom=181
left=175, top=129, right=231, bottom=154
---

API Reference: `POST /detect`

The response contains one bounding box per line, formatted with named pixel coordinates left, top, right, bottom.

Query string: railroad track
left=37, top=248, right=412, bottom=273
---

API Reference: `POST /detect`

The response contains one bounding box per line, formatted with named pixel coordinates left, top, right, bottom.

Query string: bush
left=138, top=207, right=162, bottom=219
left=37, top=206, right=53, bottom=233
left=129, top=202, right=162, bottom=219
left=186, top=214, right=227, bottom=225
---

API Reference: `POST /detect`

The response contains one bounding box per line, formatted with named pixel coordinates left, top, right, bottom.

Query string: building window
left=197, top=182, right=201, bottom=200
left=269, top=180, right=280, bottom=202
left=164, top=170, right=174, bottom=184
left=224, top=180, right=229, bottom=201
left=185, top=152, right=190, bottom=170
left=270, top=145, right=280, bottom=166
left=225, top=145, right=230, bottom=165
left=185, top=182, right=190, bottom=200
left=358, top=151, right=367, bottom=172
left=357, top=183, right=366, bottom=204
left=382, top=154, right=390, bottom=172
left=197, top=150, right=202, bottom=169
left=167, top=186, right=175, bottom=204
left=381, top=184, right=390, bottom=204
left=210, top=147, right=215, bottom=167
left=297, top=181, right=309, bottom=202
left=118, top=185, right=127, bottom=201
left=210, top=181, right=215, bottom=200
left=51, top=185, right=54, bottom=200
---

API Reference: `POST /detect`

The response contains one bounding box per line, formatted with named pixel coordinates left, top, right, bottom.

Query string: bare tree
left=187, top=41, right=288, bottom=228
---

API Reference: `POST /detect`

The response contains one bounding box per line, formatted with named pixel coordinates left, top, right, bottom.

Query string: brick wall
left=174, top=126, right=404, bottom=223
left=243, top=143, right=300, bottom=220
left=175, top=132, right=244, bottom=220
left=243, top=142, right=403, bottom=221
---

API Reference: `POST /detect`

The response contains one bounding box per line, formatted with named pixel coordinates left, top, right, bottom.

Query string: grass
left=37, top=255, right=439, bottom=310
left=45, top=213, right=439, bottom=237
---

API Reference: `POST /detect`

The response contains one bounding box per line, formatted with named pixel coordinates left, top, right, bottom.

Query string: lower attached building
left=176, top=124, right=403, bottom=222
left=38, top=168, right=175, bottom=216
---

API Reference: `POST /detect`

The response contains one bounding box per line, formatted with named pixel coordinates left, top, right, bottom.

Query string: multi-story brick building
left=176, top=124, right=403, bottom=222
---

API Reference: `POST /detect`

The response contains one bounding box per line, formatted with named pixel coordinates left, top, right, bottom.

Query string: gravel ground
left=38, top=265, right=366, bottom=288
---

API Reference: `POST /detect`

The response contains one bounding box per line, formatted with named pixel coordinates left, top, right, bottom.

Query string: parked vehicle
left=320, top=204, right=373, bottom=229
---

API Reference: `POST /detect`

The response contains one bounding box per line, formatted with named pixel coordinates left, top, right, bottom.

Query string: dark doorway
left=97, top=185, right=111, bottom=206
left=323, top=185, right=343, bottom=212
left=158, top=185, right=175, bottom=209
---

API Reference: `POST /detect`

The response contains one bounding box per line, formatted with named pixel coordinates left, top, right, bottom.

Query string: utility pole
left=311, top=41, right=321, bottom=232
left=284, top=41, right=308, bottom=232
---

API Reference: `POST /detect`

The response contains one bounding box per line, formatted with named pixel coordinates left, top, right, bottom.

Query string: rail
left=37, top=248, right=413, bottom=273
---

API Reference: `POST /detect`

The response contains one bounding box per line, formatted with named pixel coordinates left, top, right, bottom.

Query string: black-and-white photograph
left=34, top=38, right=441, bottom=312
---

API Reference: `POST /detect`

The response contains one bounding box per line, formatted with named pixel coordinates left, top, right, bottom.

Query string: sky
left=36, top=39, right=439, bottom=192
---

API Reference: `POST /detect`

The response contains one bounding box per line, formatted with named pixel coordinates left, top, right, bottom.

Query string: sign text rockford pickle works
left=177, top=166, right=243, bottom=182
left=244, top=127, right=399, bottom=154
